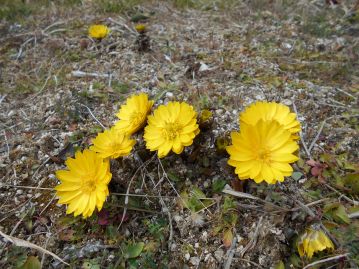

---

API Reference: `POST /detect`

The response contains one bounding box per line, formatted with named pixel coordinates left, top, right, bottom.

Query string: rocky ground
left=0, top=0, right=358, bottom=268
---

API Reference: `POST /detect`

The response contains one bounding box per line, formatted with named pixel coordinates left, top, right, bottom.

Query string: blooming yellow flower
left=88, top=24, right=109, bottom=39
left=144, top=101, right=200, bottom=158
left=90, top=127, right=135, bottom=159
left=227, top=119, right=298, bottom=184
left=297, top=228, right=335, bottom=259
left=114, top=93, right=154, bottom=135
left=55, top=150, right=111, bottom=218
left=240, top=101, right=301, bottom=139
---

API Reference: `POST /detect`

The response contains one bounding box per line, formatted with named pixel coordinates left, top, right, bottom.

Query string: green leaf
left=125, top=242, right=145, bottom=259
left=20, top=256, right=41, bottom=269
left=212, top=179, right=227, bottom=193
left=344, top=173, right=359, bottom=194
left=291, top=172, right=303, bottom=181
left=82, top=260, right=100, bottom=269
left=334, top=204, right=350, bottom=224
left=274, top=261, right=285, bottom=269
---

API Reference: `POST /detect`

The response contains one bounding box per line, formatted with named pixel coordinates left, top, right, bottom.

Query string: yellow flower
left=240, top=101, right=301, bottom=139
left=55, top=150, right=112, bottom=218
left=90, top=127, right=136, bottom=159
left=114, top=93, right=154, bottom=135
left=297, top=228, right=335, bottom=259
left=227, top=119, right=298, bottom=184
left=88, top=24, right=109, bottom=39
left=144, top=101, right=200, bottom=158
left=135, top=24, right=146, bottom=33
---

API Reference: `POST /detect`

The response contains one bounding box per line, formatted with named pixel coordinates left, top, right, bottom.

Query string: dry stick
left=0, top=184, right=179, bottom=199
left=238, top=216, right=263, bottom=258
left=222, top=189, right=287, bottom=211
left=2, top=130, right=10, bottom=161
left=335, top=87, right=357, bottom=100
left=308, top=120, right=326, bottom=153
left=0, top=230, right=69, bottom=266
left=236, top=258, right=264, bottom=268
left=135, top=153, right=174, bottom=253
left=223, top=231, right=237, bottom=269
left=117, top=155, right=156, bottom=231
left=292, top=102, right=311, bottom=159
left=79, top=103, right=106, bottom=129
left=324, top=183, right=359, bottom=206
left=303, top=253, right=350, bottom=269
left=39, top=193, right=56, bottom=215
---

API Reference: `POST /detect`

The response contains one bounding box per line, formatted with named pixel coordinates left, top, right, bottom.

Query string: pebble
left=214, top=249, right=224, bottom=261
left=166, top=92, right=174, bottom=99
left=184, top=253, right=190, bottom=261
left=282, top=99, right=292, bottom=106
left=16, top=189, right=23, bottom=195
left=190, top=257, right=200, bottom=266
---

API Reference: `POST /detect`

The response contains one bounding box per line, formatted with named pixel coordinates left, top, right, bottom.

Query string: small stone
left=16, top=189, right=23, bottom=195
left=166, top=92, right=174, bottom=99
left=194, top=243, right=199, bottom=248
left=171, top=243, right=177, bottom=251
left=214, top=249, right=224, bottom=261
left=282, top=99, right=292, bottom=106
left=190, top=257, right=200, bottom=266
left=184, top=253, right=190, bottom=261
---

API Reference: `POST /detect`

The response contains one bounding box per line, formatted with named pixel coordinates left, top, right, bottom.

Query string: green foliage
left=180, top=186, right=215, bottom=213
left=324, top=203, right=350, bottom=224
left=19, top=256, right=41, bottom=269
left=94, top=0, right=143, bottom=14
left=212, top=179, right=227, bottom=193
left=82, top=260, right=100, bottom=269
left=143, top=218, right=167, bottom=241
left=124, top=242, right=145, bottom=259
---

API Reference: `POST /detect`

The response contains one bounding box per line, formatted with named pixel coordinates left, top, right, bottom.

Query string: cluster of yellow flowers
left=55, top=93, right=200, bottom=218
left=226, top=102, right=301, bottom=184
left=55, top=96, right=302, bottom=219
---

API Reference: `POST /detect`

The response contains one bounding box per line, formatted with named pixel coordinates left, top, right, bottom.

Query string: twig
left=79, top=103, right=106, bottom=129
left=349, top=211, right=359, bottom=219
left=223, top=231, right=237, bottom=269
left=334, top=87, right=357, bottom=100
left=324, top=183, right=359, bottom=206
left=292, top=102, right=311, bottom=158
left=222, top=189, right=287, bottom=211
left=238, top=216, right=263, bottom=257
left=40, top=194, right=56, bottom=215
left=117, top=155, right=156, bottom=231
left=71, top=70, right=110, bottom=78
left=308, top=120, right=326, bottom=153
left=236, top=258, right=264, bottom=268
left=108, top=17, right=138, bottom=36
left=2, top=130, right=10, bottom=160
left=0, top=230, right=69, bottom=266
left=303, top=253, right=350, bottom=269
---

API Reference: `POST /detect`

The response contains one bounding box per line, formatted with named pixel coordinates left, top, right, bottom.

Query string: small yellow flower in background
left=240, top=101, right=301, bottom=139
left=90, top=127, right=136, bottom=159
left=226, top=120, right=298, bottom=184
left=135, top=24, right=147, bottom=33
left=55, top=150, right=112, bottom=218
left=297, top=228, right=335, bottom=259
left=88, top=24, right=109, bottom=39
left=144, top=101, right=200, bottom=158
left=114, top=93, right=154, bottom=135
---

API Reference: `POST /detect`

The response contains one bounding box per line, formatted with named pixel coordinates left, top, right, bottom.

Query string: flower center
left=164, top=122, right=181, bottom=140
left=82, top=179, right=97, bottom=193
left=256, top=147, right=271, bottom=163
